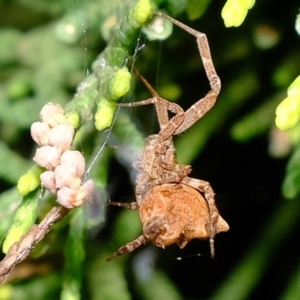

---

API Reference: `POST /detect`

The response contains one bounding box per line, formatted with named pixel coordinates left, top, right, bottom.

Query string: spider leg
left=175, top=91, right=219, bottom=135
left=119, top=96, right=183, bottom=117
left=106, top=235, right=146, bottom=261
left=145, top=166, right=192, bottom=192
left=132, top=66, right=170, bottom=128
left=119, top=96, right=184, bottom=140
left=155, top=11, right=221, bottom=135
left=109, top=201, right=139, bottom=210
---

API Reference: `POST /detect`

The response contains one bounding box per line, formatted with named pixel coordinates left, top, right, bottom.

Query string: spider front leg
left=106, top=235, right=146, bottom=261
left=155, top=11, right=221, bottom=135
left=109, top=201, right=139, bottom=210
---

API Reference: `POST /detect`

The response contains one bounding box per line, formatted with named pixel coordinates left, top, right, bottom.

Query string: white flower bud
left=33, top=146, right=61, bottom=170
left=40, top=102, right=66, bottom=127
left=60, top=150, right=85, bottom=178
left=40, top=171, right=57, bottom=194
left=55, top=164, right=82, bottom=189
left=48, top=123, right=74, bottom=152
left=57, top=186, right=87, bottom=208
left=30, top=122, right=51, bottom=146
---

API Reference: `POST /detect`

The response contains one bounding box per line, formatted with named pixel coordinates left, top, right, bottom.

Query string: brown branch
left=0, top=205, right=70, bottom=283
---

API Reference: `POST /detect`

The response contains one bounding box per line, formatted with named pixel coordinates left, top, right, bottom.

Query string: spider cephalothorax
left=135, top=134, right=192, bottom=202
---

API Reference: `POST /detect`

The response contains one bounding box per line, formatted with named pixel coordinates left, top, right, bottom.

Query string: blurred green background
left=1, top=0, right=300, bottom=299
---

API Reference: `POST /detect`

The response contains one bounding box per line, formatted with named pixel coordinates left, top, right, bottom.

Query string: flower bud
left=60, top=150, right=85, bottom=178
left=17, top=165, right=43, bottom=196
left=287, top=76, right=300, bottom=97
left=40, top=102, right=66, bottom=127
left=55, top=164, right=82, bottom=189
left=130, top=0, right=152, bottom=27
left=57, top=186, right=87, bottom=208
left=109, top=68, right=131, bottom=100
left=65, top=110, right=81, bottom=128
left=30, top=122, right=51, bottom=146
left=40, top=171, right=57, bottom=194
left=48, top=123, right=75, bottom=152
left=33, top=146, right=61, bottom=170
left=221, top=0, right=247, bottom=28
left=17, top=173, right=40, bottom=196
left=95, top=98, right=116, bottom=131
left=275, top=96, right=300, bottom=130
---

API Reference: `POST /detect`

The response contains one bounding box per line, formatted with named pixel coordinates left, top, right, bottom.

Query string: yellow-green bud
left=110, top=68, right=131, bottom=100
left=275, top=76, right=300, bottom=130
left=95, top=98, right=116, bottom=131
left=65, top=110, right=81, bottom=128
left=0, top=285, right=13, bottom=299
left=221, top=1, right=247, bottom=28
left=275, top=96, right=300, bottom=130
left=2, top=226, right=26, bottom=254
left=221, top=0, right=255, bottom=28
left=17, top=165, right=44, bottom=196
left=239, top=0, right=255, bottom=9
left=287, top=75, right=300, bottom=97
left=131, top=0, right=152, bottom=26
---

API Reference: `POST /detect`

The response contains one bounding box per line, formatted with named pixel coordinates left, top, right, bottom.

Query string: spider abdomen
left=139, top=183, right=228, bottom=249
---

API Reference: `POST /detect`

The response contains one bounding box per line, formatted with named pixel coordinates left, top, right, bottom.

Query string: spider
left=107, top=12, right=229, bottom=261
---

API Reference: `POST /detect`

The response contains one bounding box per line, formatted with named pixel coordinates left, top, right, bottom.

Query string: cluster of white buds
left=31, top=102, right=92, bottom=209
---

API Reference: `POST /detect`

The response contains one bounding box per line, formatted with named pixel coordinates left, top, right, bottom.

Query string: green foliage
left=2, top=191, right=39, bottom=253
left=6, top=274, right=61, bottom=299
left=230, top=92, right=282, bottom=142
left=64, top=0, right=152, bottom=132
left=136, top=270, right=181, bottom=300
left=282, top=145, right=300, bottom=199
left=186, top=0, right=212, bottom=21
left=0, top=188, right=22, bottom=240
left=1, top=0, right=300, bottom=299
left=0, top=141, right=32, bottom=184
left=61, top=209, right=86, bottom=300
left=88, top=254, right=131, bottom=300
left=152, top=0, right=187, bottom=16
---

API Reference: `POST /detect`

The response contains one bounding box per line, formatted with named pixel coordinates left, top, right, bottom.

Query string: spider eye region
left=143, top=215, right=168, bottom=246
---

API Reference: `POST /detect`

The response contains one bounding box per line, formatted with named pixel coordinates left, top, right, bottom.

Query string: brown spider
left=107, top=12, right=229, bottom=261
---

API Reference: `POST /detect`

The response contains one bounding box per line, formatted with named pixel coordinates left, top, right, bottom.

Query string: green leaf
left=186, top=0, right=212, bottom=21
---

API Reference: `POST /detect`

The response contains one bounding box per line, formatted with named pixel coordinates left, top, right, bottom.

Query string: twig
left=0, top=206, right=70, bottom=283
